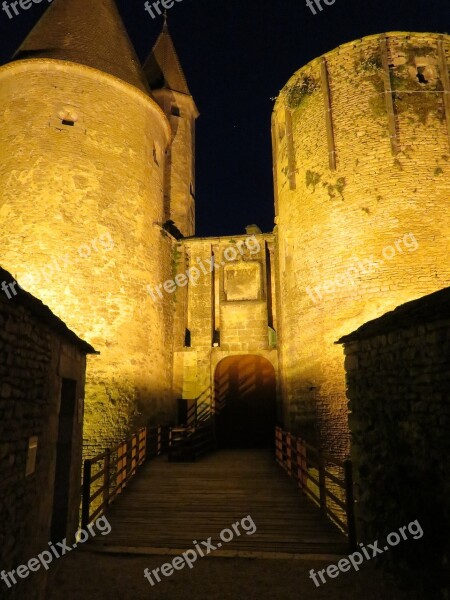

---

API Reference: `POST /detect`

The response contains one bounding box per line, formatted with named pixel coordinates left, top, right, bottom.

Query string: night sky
left=0, top=0, right=448, bottom=237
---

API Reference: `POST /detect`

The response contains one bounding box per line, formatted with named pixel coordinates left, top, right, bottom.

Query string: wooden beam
left=379, top=35, right=399, bottom=155
left=320, top=58, right=337, bottom=170
left=438, top=36, right=450, bottom=149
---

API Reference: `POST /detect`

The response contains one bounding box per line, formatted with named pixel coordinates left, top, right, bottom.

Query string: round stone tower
left=272, top=32, right=450, bottom=455
left=0, top=0, right=175, bottom=451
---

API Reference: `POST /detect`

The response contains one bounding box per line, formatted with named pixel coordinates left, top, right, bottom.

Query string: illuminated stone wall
left=171, top=234, right=279, bottom=415
left=0, top=59, right=175, bottom=455
left=272, top=32, right=450, bottom=456
left=152, top=89, right=198, bottom=237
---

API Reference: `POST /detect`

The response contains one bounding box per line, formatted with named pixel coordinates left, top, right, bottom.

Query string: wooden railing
left=168, top=418, right=215, bottom=462
left=81, top=425, right=169, bottom=528
left=169, top=388, right=217, bottom=462
left=185, top=386, right=214, bottom=427
left=275, top=426, right=357, bottom=550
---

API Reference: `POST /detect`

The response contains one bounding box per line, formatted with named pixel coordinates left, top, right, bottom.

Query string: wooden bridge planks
left=89, top=449, right=348, bottom=556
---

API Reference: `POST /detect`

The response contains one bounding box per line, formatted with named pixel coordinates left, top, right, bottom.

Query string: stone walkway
left=46, top=549, right=419, bottom=600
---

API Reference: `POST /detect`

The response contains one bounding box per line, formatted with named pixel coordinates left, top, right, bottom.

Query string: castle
left=0, top=0, right=449, bottom=457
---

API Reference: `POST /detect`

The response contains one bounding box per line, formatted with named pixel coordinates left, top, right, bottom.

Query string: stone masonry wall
left=273, top=32, right=450, bottom=456
left=341, top=311, right=450, bottom=596
left=0, top=292, right=88, bottom=600
left=172, top=234, right=279, bottom=411
left=152, top=89, right=197, bottom=238
left=0, top=59, right=175, bottom=456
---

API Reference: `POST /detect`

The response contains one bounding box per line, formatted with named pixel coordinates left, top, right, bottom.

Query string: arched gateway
left=214, top=355, right=276, bottom=448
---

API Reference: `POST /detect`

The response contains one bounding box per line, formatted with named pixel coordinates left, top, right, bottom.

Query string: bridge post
left=81, top=459, right=92, bottom=529
left=286, top=432, right=292, bottom=477
left=297, top=438, right=307, bottom=490
left=318, top=453, right=327, bottom=515
left=157, top=425, right=162, bottom=455
left=103, top=449, right=110, bottom=509
left=344, top=459, right=357, bottom=551
left=139, top=427, right=146, bottom=465
left=275, top=427, right=282, bottom=465
left=117, top=442, right=126, bottom=493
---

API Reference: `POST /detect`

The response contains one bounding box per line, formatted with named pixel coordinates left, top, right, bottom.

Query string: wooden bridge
left=82, top=426, right=353, bottom=558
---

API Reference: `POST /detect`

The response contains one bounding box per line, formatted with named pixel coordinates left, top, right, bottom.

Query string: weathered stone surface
left=172, top=235, right=278, bottom=410
left=272, top=32, right=450, bottom=456
left=340, top=287, right=450, bottom=596
left=0, top=58, right=174, bottom=457
left=0, top=269, right=90, bottom=600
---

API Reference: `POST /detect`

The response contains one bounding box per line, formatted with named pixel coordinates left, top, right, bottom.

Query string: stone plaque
left=224, top=262, right=261, bottom=301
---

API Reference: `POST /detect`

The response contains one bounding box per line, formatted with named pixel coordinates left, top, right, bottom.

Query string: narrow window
left=171, top=106, right=180, bottom=117
left=62, top=119, right=75, bottom=127
left=212, top=329, right=220, bottom=347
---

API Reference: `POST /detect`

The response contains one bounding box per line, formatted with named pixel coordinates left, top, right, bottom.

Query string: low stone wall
left=339, top=289, right=450, bottom=596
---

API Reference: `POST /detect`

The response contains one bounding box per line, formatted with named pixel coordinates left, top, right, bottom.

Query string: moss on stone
left=327, top=177, right=346, bottom=201
left=355, top=54, right=383, bottom=74
left=305, top=170, right=321, bottom=191
left=172, top=246, right=182, bottom=278
left=355, top=54, right=386, bottom=119
left=285, top=75, right=320, bottom=109
left=335, top=177, right=347, bottom=198
left=391, top=51, right=445, bottom=125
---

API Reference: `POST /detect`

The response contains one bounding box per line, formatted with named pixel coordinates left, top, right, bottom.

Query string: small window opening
left=184, top=329, right=191, bottom=348
left=62, top=119, right=75, bottom=127
left=171, top=106, right=180, bottom=117
left=416, top=67, right=429, bottom=84
left=212, top=329, right=220, bottom=347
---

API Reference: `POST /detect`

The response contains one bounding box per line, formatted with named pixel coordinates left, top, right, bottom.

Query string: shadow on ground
left=46, top=549, right=421, bottom=600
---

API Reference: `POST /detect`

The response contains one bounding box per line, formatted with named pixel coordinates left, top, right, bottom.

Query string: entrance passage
left=214, top=356, right=276, bottom=448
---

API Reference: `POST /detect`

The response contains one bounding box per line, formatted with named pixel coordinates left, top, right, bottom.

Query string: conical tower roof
left=143, top=21, right=191, bottom=95
left=13, top=0, right=150, bottom=94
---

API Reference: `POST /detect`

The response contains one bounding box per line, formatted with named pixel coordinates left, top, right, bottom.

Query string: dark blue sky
left=0, top=0, right=448, bottom=236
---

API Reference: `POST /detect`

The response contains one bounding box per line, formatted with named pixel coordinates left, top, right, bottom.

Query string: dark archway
left=214, top=356, right=276, bottom=448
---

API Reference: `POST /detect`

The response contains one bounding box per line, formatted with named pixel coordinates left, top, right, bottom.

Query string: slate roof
left=143, top=21, right=191, bottom=95
left=13, top=0, right=150, bottom=94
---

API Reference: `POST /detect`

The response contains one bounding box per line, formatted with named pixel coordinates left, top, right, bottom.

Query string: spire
left=13, top=0, right=150, bottom=95
left=143, top=20, right=191, bottom=95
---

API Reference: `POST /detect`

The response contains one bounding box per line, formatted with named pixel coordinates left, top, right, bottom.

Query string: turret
left=144, top=20, right=199, bottom=237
